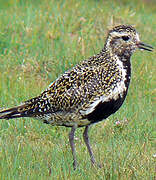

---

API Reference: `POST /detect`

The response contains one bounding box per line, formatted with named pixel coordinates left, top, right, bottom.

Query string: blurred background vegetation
left=0, top=0, right=155, bottom=179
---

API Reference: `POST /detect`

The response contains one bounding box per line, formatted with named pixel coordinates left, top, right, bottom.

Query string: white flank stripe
left=80, top=98, right=101, bottom=115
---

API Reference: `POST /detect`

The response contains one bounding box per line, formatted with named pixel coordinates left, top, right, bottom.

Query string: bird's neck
left=101, top=48, right=132, bottom=89
left=117, top=55, right=132, bottom=91
left=119, top=55, right=131, bottom=89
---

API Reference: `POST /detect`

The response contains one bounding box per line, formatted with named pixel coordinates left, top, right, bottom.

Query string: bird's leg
left=83, top=125, right=96, bottom=165
left=69, top=125, right=77, bottom=170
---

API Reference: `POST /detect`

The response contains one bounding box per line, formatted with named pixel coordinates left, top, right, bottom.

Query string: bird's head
left=105, top=25, right=153, bottom=58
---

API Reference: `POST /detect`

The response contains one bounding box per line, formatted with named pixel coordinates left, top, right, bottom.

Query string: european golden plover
left=0, top=25, right=153, bottom=169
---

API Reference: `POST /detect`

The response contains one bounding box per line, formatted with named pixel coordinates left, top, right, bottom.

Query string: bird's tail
left=0, top=97, right=41, bottom=120
left=0, top=104, right=32, bottom=120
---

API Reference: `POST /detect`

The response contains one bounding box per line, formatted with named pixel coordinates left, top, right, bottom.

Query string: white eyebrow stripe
left=111, top=31, right=138, bottom=38
left=111, top=32, right=130, bottom=37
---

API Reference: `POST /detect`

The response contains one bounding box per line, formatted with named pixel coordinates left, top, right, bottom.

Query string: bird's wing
left=0, top=58, right=119, bottom=120
left=0, top=62, right=100, bottom=119
left=38, top=61, right=119, bottom=114
left=39, top=65, right=102, bottom=112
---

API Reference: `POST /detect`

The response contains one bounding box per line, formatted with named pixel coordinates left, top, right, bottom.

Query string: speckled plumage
left=0, top=25, right=153, bottom=169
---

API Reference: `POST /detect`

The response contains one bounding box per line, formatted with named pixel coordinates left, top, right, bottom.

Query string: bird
left=0, top=25, right=153, bottom=170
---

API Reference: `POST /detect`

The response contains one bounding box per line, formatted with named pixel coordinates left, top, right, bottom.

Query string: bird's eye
left=122, top=36, right=130, bottom=41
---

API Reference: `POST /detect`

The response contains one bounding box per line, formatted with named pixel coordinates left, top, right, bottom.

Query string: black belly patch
left=83, top=95, right=126, bottom=123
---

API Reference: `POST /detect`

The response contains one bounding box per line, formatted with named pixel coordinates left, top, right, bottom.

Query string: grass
left=0, top=0, right=155, bottom=179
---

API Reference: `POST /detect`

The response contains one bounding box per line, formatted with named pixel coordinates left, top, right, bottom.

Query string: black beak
left=137, top=42, right=153, bottom=51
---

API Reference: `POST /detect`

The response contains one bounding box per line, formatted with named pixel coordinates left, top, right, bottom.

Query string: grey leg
left=83, top=125, right=96, bottom=165
left=69, top=125, right=77, bottom=170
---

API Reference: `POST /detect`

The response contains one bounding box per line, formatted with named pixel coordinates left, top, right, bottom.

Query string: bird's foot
left=91, top=158, right=102, bottom=168
left=73, top=160, right=78, bottom=170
